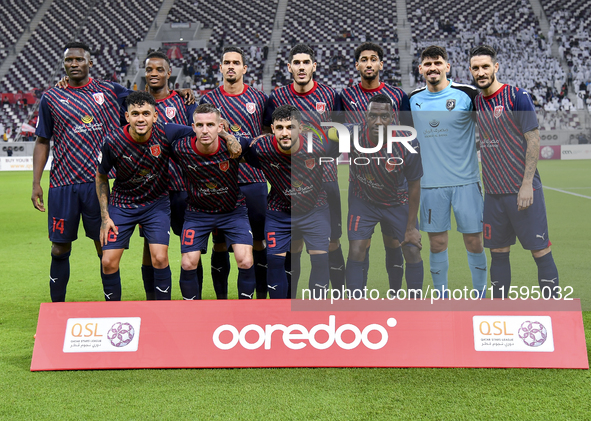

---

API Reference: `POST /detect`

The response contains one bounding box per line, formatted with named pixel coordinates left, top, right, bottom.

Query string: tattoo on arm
left=96, top=173, right=110, bottom=219
left=523, top=129, right=540, bottom=184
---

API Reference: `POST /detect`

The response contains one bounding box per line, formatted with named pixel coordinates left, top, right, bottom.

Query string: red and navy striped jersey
left=171, top=135, right=250, bottom=213
left=36, top=78, right=129, bottom=188
left=98, top=123, right=193, bottom=208
left=264, top=81, right=340, bottom=182
left=349, top=126, right=423, bottom=207
left=156, top=91, right=197, bottom=192
left=245, top=133, right=340, bottom=214
left=475, top=84, right=542, bottom=194
left=340, top=82, right=412, bottom=126
left=200, top=84, right=268, bottom=184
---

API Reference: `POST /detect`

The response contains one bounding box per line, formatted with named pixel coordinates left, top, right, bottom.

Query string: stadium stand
left=166, top=0, right=278, bottom=46
left=0, top=0, right=44, bottom=57
left=280, top=0, right=397, bottom=44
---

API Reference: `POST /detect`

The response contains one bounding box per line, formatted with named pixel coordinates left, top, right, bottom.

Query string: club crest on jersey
left=385, top=162, right=397, bottom=172
left=446, top=99, right=456, bottom=111
left=219, top=160, right=230, bottom=172
left=316, top=102, right=326, bottom=114
left=246, top=102, right=256, bottom=114
left=92, top=93, right=104, bottom=105
left=150, top=145, right=161, bottom=157
left=165, top=107, right=176, bottom=120
left=494, top=105, right=504, bottom=119
left=305, top=158, right=316, bottom=169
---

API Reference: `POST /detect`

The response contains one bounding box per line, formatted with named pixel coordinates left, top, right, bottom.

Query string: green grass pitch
left=1, top=160, right=590, bottom=419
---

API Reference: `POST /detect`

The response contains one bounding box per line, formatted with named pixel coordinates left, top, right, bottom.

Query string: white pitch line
left=545, top=186, right=591, bottom=200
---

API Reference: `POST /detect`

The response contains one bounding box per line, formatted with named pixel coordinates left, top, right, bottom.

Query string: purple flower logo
left=518, top=321, right=547, bottom=347
left=107, top=322, right=135, bottom=348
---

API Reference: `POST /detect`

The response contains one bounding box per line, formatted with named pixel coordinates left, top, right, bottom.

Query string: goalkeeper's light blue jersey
left=409, top=80, right=480, bottom=188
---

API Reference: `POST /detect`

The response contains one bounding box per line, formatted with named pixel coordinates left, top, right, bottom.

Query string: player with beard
left=247, top=105, right=340, bottom=298
left=340, top=42, right=412, bottom=296
left=32, top=42, right=130, bottom=302
left=469, top=45, right=559, bottom=298
left=264, top=44, right=344, bottom=298
left=200, top=47, right=269, bottom=299
left=140, top=51, right=200, bottom=300
left=409, top=45, right=487, bottom=299
left=343, top=95, right=423, bottom=297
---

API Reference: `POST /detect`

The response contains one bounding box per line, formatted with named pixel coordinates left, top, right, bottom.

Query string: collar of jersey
left=289, top=80, right=318, bottom=97
left=192, top=135, right=221, bottom=156
left=483, top=84, right=508, bottom=100
left=156, top=91, right=177, bottom=102
left=221, top=84, right=248, bottom=97
left=273, top=134, right=305, bottom=155
left=67, top=77, right=93, bottom=89
left=124, top=125, right=151, bottom=144
left=359, top=82, right=385, bottom=93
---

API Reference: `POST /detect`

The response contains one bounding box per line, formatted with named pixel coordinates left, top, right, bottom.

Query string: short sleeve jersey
left=349, top=126, right=423, bottom=207
left=98, top=123, right=193, bottom=208
left=200, top=84, right=268, bottom=184
left=171, top=135, right=250, bottom=213
left=474, top=84, right=541, bottom=194
left=155, top=91, right=197, bottom=192
left=36, top=78, right=129, bottom=188
left=245, top=133, right=339, bottom=214
left=264, top=81, right=340, bottom=182
left=340, top=82, right=412, bottom=126
left=409, top=81, right=480, bottom=188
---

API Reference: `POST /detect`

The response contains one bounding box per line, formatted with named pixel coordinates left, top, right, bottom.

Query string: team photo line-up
left=31, top=40, right=560, bottom=301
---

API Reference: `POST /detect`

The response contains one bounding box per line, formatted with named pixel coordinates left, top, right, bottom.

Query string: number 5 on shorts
left=267, top=231, right=276, bottom=248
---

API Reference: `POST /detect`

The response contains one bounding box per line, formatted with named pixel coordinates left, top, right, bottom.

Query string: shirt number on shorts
left=267, top=232, right=276, bottom=248
left=52, top=218, right=65, bottom=234
left=483, top=223, right=492, bottom=240
left=108, top=230, right=118, bottom=243
left=182, top=229, right=195, bottom=246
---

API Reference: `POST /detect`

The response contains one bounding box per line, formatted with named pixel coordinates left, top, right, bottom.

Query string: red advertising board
left=31, top=299, right=588, bottom=371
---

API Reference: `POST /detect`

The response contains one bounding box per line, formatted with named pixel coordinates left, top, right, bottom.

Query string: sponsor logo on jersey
left=93, top=93, right=104, bottom=105
left=429, top=119, right=439, bottom=127
left=165, top=107, right=176, bottom=120
left=366, top=173, right=375, bottom=181
left=316, top=102, right=326, bottom=114
left=81, top=115, right=94, bottom=124
left=246, top=102, right=256, bottom=114
left=293, top=179, right=304, bottom=188
left=230, top=124, right=241, bottom=132
left=305, top=158, right=315, bottom=169
left=494, top=105, right=504, bottom=119
left=446, top=99, right=456, bottom=111
left=206, top=181, right=218, bottom=189
left=219, top=160, right=230, bottom=172
left=150, top=145, right=161, bottom=157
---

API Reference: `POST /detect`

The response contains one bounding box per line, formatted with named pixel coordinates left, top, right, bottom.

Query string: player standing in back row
left=200, top=46, right=269, bottom=299
left=469, top=45, right=559, bottom=298
left=264, top=43, right=344, bottom=297
left=410, top=45, right=487, bottom=298
left=32, top=41, right=130, bottom=302
left=340, top=42, right=412, bottom=294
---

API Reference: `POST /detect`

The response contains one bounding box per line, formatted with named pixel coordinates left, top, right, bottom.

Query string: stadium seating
left=0, top=0, right=160, bottom=92
left=0, top=0, right=44, bottom=54
left=166, top=0, right=278, bottom=46
left=541, top=0, right=591, bottom=33
left=280, top=0, right=397, bottom=44
left=405, top=0, right=540, bottom=40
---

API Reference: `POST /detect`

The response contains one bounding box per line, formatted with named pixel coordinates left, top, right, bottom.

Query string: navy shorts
left=266, top=204, right=331, bottom=254
left=47, top=183, right=100, bottom=243
left=170, top=190, right=188, bottom=237
left=347, top=194, right=417, bottom=242
left=103, top=196, right=171, bottom=250
left=212, top=182, right=268, bottom=244
left=182, top=205, right=253, bottom=253
left=324, top=180, right=342, bottom=241
left=483, top=189, right=551, bottom=250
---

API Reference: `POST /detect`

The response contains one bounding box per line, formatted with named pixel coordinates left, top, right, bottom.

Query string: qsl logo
left=518, top=321, right=547, bottom=347
left=107, top=322, right=135, bottom=348
left=212, top=315, right=397, bottom=350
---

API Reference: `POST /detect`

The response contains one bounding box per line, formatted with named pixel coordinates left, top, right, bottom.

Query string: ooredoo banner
left=31, top=300, right=588, bottom=371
